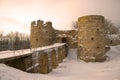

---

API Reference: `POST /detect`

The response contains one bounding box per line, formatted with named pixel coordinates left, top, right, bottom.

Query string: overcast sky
left=0, top=0, right=120, bottom=34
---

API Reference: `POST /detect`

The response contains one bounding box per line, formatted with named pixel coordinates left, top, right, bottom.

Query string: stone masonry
left=30, top=15, right=110, bottom=62
left=78, top=15, right=106, bottom=62
left=30, top=20, right=55, bottom=48
left=55, top=30, right=78, bottom=48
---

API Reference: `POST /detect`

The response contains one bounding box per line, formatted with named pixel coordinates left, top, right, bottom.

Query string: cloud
left=0, top=16, right=29, bottom=34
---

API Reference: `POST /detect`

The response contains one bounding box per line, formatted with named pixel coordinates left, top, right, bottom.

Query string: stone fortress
left=30, top=15, right=117, bottom=62
left=2, top=15, right=119, bottom=75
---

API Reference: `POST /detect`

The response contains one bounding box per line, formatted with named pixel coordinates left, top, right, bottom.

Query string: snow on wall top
left=0, top=43, right=65, bottom=59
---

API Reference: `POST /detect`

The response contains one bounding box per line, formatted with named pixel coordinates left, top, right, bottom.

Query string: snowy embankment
left=1, top=45, right=120, bottom=80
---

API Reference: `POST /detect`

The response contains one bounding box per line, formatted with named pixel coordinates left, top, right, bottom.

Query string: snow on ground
left=1, top=45, right=120, bottom=80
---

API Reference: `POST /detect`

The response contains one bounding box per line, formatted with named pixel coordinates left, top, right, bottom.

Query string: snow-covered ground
left=0, top=45, right=120, bottom=80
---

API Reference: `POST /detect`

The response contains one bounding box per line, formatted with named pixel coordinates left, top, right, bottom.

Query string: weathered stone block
left=51, top=50, right=58, bottom=69
left=57, top=47, right=63, bottom=63
left=39, top=53, right=50, bottom=74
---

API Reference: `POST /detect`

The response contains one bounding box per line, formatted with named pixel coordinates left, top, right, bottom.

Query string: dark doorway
left=62, top=37, right=67, bottom=43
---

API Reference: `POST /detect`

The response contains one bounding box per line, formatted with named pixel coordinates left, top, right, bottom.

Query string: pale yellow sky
left=0, top=0, right=120, bottom=34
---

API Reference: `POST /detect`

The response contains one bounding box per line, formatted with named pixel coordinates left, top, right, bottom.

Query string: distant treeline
left=0, top=31, right=30, bottom=51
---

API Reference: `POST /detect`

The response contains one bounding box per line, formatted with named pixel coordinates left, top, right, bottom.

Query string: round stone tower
left=78, top=15, right=106, bottom=62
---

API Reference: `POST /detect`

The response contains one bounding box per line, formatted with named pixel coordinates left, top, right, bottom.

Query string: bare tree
left=104, top=19, right=119, bottom=34
left=0, top=31, right=3, bottom=39
left=71, top=21, right=78, bottom=29
left=72, top=19, right=119, bottom=34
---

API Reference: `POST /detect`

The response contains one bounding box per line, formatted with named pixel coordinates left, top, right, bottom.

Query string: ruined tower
left=30, top=20, right=55, bottom=48
left=78, top=15, right=106, bottom=62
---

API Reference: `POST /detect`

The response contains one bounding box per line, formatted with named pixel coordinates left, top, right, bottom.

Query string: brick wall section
left=51, top=50, right=58, bottom=69
left=39, top=52, right=49, bottom=74
left=57, top=47, right=63, bottom=63
left=55, top=30, right=78, bottom=48
left=31, top=45, right=67, bottom=74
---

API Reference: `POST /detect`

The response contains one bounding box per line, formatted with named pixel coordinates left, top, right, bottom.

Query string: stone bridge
left=0, top=43, right=67, bottom=74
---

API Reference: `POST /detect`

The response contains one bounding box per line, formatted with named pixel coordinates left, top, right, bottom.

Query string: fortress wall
left=55, top=30, right=78, bottom=48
